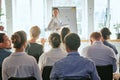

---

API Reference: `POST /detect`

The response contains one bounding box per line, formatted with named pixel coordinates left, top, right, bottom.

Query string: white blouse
left=2, top=52, right=42, bottom=80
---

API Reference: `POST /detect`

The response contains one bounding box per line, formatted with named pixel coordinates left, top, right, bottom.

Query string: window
left=94, top=0, right=120, bottom=39
left=94, top=0, right=107, bottom=31
left=110, top=0, right=120, bottom=39
left=0, top=0, right=6, bottom=30
left=12, top=0, right=44, bottom=39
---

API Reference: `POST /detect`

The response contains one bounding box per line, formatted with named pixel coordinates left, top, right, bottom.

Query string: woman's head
left=52, top=8, right=59, bottom=17
left=30, top=26, right=41, bottom=39
left=49, top=32, right=61, bottom=48
left=61, top=27, right=70, bottom=43
left=11, top=31, right=27, bottom=49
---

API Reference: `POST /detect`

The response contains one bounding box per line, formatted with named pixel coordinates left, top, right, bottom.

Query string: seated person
left=100, top=27, right=118, bottom=55
left=60, top=27, right=70, bottom=51
left=81, top=32, right=117, bottom=72
left=0, top=33, right=11, bottom=80
left=2, top=31, right=42, bottom=80
left=50, top=33, right=100, bottom=80
left=38, top=32, right=66, bottom=73
left=25, top=26, right=44, bottom=63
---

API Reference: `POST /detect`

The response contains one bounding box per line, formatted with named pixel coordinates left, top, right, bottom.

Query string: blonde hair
left=30, top=26, right=41, bottom=39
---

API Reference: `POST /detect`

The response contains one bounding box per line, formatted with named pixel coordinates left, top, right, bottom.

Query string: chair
left=64, top=77, right=91, bottom=80
left=42, top=66, right=52, bottom=80
left=96, top=64, right=113, bottom=80
left=8, top=76, right=36, bottom=80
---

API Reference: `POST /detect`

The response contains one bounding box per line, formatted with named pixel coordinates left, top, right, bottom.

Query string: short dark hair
left=0, top=33, right=5, bottom=43
left=49, top=32, right=61, bottom=48
left=64, top=33, right=80, bottom=50
left=61, top=27, right=70, bottom=43
left=100, top=27, right=111, bottom=40
left=11, top=31, right=27, bottom=49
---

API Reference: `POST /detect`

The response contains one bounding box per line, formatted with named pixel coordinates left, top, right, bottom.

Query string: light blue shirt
left=81, top=41, right=117, bottom=72
left=50, top=52, right=100, bottom=80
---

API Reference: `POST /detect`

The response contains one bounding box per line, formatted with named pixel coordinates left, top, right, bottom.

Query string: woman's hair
left=49, top=32, right=61, bottom=48
left=61, top=27, right=70, bottom=43
left=52, top=7, right=59, bottom=11
left=30, top=26, right=41, bottom=39
left=100, top=27, right=111, bottom=40
left=11, top=30, right=27, bottom=49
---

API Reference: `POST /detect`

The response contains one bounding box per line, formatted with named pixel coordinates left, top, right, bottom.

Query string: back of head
left=90, top=32, right=102, bottom=41
left=64, top=33, right=80, bottom=51
left=61, top=27, right=70, bottom=43
left=100, top=27, right=111, bottom=40
left=30, top=26, right=41, bottom=39
left=49, top=32, right=61, bottom=48
left=11, top=31, right=27, bottom=49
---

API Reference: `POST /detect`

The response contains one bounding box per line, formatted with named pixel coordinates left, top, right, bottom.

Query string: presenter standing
left=47, top=8, right=62, bottom=31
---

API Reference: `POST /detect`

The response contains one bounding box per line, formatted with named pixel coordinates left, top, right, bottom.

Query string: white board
left=55, top=7, right=77, bottom=33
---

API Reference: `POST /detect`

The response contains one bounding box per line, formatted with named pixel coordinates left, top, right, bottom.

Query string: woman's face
left=53, top=9, right=59, bottom=17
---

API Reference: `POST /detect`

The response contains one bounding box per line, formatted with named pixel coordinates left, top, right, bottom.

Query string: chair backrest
left=96, top=64, right=113, bottom=80
left=64, top=77, right=91, bottom=80
left=42, top=66, right=52, bottom=80
left=8, top=76, right=36, bottom=80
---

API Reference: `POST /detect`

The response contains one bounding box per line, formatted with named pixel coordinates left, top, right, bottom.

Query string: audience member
left=100, top=27, right=118, bottom=55
left=0, top=33, right=11, bottom=80
left=0, top=33, right=11, bottom=49
left=50, top=33, right=100, bottom=80
left=81, top=32, right=117, bottom=72
left=2, top=31, right=42, bottom=80
left=25, top=26, right=44, bottom=63
left=38, top=32, right=66, bottom=73
left=60, top=27, right=70, bottom=51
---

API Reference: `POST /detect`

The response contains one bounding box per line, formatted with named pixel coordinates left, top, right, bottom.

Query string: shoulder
left=82, top=45, right=92, bottom=52
left=27, top=54, right=37, bottom=60
left=104, top=41, right=115, bottom=47
left=2, top=55, right=12, bottom=65
left=39, top=51, right=50, bottom=60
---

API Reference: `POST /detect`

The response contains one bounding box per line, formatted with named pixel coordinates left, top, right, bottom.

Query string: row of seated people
left=0, top=25, right=119, bottom=80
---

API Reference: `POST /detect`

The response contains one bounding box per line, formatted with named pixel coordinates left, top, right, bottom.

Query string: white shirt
left=38, top=48, right=67, bottom=72
left=47, top=16, right=61, bottom=31
left=2, top=52, right=42, bottom=80
left=81, top=41, right=117, bottom=72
